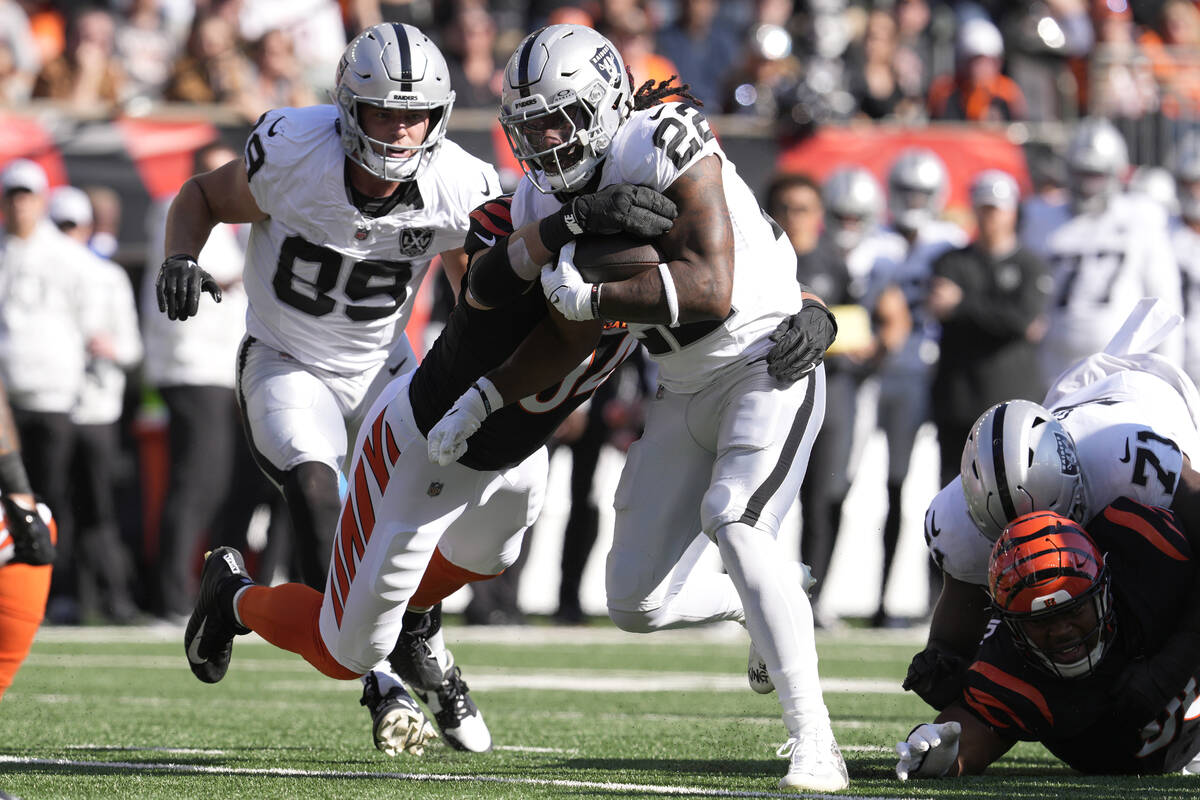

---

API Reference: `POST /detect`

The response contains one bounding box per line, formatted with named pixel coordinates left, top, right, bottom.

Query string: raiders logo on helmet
left=400, top=228, right=434, bottom=256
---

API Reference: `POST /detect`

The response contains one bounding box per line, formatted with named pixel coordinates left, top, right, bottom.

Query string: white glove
left=895, top=721, right=961, bottom=781
left=427, top=377, right=504, bottom=466
left=541, top=241, right=598, bottom=321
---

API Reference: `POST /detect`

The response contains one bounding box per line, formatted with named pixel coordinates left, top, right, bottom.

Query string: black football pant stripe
left=738, top=373, right=818, bottom=527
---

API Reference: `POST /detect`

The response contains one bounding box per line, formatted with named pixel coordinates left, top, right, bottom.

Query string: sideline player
left=896, top=507, right=1200, bottom=778
left=0, top=376, right=56, bottom=700
left=428, top=24, right=847, bottom=792
left=905, top=299, right=1200, bottom=710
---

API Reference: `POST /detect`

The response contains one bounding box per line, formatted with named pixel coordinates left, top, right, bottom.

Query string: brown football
left=572, top=234, right=664, bottom=284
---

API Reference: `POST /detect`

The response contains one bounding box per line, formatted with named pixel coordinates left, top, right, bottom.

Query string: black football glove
left=571, top=183, right=677, bottom=238
left=1110, top=632, right=1200, bottom=727
left=156, top=254, right=222, bottom=321
left=902, top=646, right=969, bottom=711
left=765, top=300, right=839, bottom=384
left=2, top=495, right=54, bottom=566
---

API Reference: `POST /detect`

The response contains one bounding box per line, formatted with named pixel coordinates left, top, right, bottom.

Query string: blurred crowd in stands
left=1, top=0, right=1198, bottom=126
left=4, top=0, right=1200, bottom=627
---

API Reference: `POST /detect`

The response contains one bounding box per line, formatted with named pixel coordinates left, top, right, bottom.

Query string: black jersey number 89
left=274, top=235, right=412, bottom=321
left=651, top=105, right=715, bottom=170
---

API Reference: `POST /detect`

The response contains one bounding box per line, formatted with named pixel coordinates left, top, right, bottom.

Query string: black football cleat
left=184, top=547, right=253, bottom=683
left=388, top=603, right=449, bottom=692
left=360, top=671, right=438, bottom=756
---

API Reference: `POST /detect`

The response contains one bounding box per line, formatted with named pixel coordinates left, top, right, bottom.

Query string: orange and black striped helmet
left=988, top=510, right=1113, bottom=677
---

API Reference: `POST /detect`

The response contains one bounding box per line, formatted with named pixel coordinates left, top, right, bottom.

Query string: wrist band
left=590, top=283, right=602, bottom=319
left=657, top=263, right=680, bottom=327
left=472, top=376, right=504, bottom=416
left=539, top=206, right=576, bottom=252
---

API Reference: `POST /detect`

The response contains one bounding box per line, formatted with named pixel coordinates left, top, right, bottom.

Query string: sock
left=715, top=522, right=829, bottom=736
left=237, top=583, right=359, bottom=680
left=0, top=562, right=51, bottom=699
left=410, top=548, right=495, bottom=608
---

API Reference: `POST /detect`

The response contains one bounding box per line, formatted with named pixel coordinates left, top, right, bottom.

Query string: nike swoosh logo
left=387, top=356, right=409, bottom=376
left=481, top=174, right=491, bottom=194
left=187, top=619, right=208, bottom=664
left=477, top=233, right=496, bottom=247
left=649, top=107, right=666, bottom=121
left=268, top=117, right=283, bottom=137
left=1119, top=439, right=1131, bottom=463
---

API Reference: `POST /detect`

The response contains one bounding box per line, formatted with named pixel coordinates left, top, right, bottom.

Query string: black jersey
left=408, top=196, right=637, bottom=471
left=962, top=497, right=1200, bottom=774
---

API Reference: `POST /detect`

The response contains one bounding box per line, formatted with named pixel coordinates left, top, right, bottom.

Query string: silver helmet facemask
left=334, top=23, right=455, bottom=182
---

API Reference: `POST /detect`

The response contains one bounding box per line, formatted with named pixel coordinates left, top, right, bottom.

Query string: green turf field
left=0, top=622, right=1193, bottom=799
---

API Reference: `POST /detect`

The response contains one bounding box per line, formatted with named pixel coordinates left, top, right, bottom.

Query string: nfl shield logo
left=427, top=481, right=443, bottom=497
left=400, top=228, right=434, bottom=257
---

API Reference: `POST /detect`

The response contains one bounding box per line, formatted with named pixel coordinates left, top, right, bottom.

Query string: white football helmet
left=1065, top=117, right=1128, bottom=214
left=887, top=148, right=947, bottom=233
left=960, top=399, right=1088, bottom=542
left=1173, top=137, right=1200, bottom=222
left=500, top=24, right=633, bottom=194
left=823, top=166, right=883, bottom=253
left=333, top=23, right=455, bottom=182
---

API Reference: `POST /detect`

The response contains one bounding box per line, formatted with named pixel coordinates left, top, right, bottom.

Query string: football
left=572, top=234, right=664, bottom=284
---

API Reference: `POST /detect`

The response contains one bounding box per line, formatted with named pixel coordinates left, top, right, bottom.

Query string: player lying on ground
left=905, top=298, right=1200, bottom=711
left=896, top=505, right=1200, bottom=778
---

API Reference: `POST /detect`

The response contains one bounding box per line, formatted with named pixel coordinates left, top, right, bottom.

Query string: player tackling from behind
left=426, top=24, right=846, bottom=792
left=896, top=507, right=1200, bottom=778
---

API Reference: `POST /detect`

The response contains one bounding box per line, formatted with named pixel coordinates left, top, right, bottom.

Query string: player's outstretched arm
left=466, top=183, right=677, bottom=311
left=895, top=704, right=1011, bottom=780
left=904, top=574, right=992, bottom=710
left=426, top=311, right=605, bottom=466
left=158, top=157, right=267, bottom=321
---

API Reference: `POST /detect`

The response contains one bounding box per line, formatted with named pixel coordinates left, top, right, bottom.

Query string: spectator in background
left=0, top=160, right=96, bottom=623
left=604, top=5, right=678, bottom=94
left=989, top=1, right=1093, bottom=122
left=1018, top=142, right=1071, bottom=260
left=113, top=0, right=179, bottom=106
left=767, top=169, right=908, bottom=629
left=243, top=28, right=317, bottom=119
left=141, top=141, right=252, bottom=622
left=32, top=6, right=125, bottom=111
left=657, top=0, right=741, bottom=111
left=927, top=16, right=1026, bottom=122
left=0, top=0, right=40, bottom=102
left=1087, top=1, right=1157, bottom=122
left=49, top=186, right=142, bottom=625
left=872, top=148, right=967, bottom=626
left=844, top=8, right=916, bottom=121
left=928, top=170, right=1050, bottom=489
left=1038, top=118, right=1182, bottom=387
left=722, top=23, right=805, bottom=121
left=1140, top=0, right=1200, bottom=118
left=441, top=5, right=500, bottom=108
left=164, top=12, right=254, bottom=115
left=83, top=185, right=120, bottom=260
left=893, top=0, right=955, bottom=106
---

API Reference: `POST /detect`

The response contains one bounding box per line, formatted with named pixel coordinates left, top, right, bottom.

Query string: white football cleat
left=414, top=665, right=493, bottom=752
left=777, top=725, right=849, bottom=792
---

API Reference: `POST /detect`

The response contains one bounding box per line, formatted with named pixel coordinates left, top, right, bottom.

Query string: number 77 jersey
left=927, top=361, right=1200, bottom=585
left=241, top=105, right=499, bottom=374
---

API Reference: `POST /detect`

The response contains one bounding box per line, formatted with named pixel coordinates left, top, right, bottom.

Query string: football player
left=896, top=507, right=1200, bottom=778
left=0, top=376, right=56, bottom=700
left=428, top=24, right=847, bottom=792
left=1037, top=117, right=1182, bottom=387
left=906, top=298, right=1200, bottom=711
left=156, top=24, right=501, bottom=751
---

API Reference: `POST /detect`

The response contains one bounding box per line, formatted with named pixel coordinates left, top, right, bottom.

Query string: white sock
left=716, top=521, right=829, bottom=735
left=365, top=661, right=405, bottom=694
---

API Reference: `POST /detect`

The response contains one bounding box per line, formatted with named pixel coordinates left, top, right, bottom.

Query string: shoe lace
left=439, top=667, right=478, bottom=718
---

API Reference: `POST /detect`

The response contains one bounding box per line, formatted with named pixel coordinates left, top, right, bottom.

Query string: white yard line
left=0, top=754, right=910, bottom=800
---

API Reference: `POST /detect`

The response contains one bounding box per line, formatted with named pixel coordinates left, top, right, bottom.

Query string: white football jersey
left=512, top=102, right=801, bottom=393
left=926, top=361, right=1200, bottom=584
left=1039, top=193, right=1182, bottom=386
left=868, top=219, right=967, bottom=374
left=242, top=105, right=499, bottom=374
left=845, top=226, right=907, bottom=303
left=1170, top=221, right=1200, bottom=385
